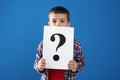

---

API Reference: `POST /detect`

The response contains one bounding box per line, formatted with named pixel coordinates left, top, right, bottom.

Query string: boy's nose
left=56, top=22, right=61, bottom=26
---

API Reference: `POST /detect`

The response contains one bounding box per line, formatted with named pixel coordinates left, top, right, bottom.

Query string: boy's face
left=48, top=12, right=70, bottom=27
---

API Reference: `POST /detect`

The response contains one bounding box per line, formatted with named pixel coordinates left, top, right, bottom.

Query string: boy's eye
left=61, top=20, right=65, bottom=23
left=52, top=20, right=56, bottom=23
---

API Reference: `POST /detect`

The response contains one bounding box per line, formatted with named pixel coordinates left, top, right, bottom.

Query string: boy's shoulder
left=74, top=40, right=81, bottom=45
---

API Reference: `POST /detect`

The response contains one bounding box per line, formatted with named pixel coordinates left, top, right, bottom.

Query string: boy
left=34, top=6, right=85, bottom=80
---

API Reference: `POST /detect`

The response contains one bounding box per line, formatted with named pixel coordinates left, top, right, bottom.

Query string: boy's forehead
left=49, top=12, right=67, bottom=18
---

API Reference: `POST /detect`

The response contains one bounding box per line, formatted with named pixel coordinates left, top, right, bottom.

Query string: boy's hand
left=68, top=60, right=77, bottom=72
left=37, top=58, right=46, bottom=71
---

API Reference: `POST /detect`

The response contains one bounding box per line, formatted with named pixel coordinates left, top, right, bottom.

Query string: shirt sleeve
left=73, top=41, right=86, bottom=72
left=34, top=41, right=46, bottom=73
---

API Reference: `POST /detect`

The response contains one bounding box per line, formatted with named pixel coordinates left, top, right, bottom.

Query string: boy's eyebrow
left=50, top=18, right=66, bottom=20
left=60, top=18, right=67, bottom=20
left=50, top=18, right=56, bottom=20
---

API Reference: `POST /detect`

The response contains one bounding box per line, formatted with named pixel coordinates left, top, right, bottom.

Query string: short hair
left=49, top=6, right=70, bottom=21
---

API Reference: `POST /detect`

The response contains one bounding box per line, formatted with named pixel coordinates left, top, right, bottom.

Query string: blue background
left=0, top=0, right=120, bottom=80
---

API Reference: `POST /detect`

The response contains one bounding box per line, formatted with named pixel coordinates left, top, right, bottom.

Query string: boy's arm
left=73, top=41, right=86, bottom=72
left=34, top=42, right=47, bottom=73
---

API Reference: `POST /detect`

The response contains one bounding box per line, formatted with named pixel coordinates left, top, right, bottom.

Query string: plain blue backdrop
left=0, top=0, right=120, bottom=80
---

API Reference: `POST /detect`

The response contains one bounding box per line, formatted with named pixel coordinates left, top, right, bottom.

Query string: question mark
left=50, top=33, right=66, bottom=61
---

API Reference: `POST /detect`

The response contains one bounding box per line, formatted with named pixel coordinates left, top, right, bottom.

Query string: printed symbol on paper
left=50, top=33, right=66, bottom=61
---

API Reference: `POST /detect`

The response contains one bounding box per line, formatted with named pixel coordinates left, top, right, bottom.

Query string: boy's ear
left=48, top=21, right=50, bottom=26
left=67, top=21, right=70, bottom=27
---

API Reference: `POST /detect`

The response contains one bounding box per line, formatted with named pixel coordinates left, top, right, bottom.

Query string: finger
left=37, top=63, right=46, bottom=69
left=68, top=64, right=74, bottom=69
left=38, top=62, right=46, bottom=67
left=68, top=62, right=75, bottom=67
left=37, top=65, right=45, bottom=71
left=38, top=61, right=46, bottom=65
left=69, top=60, right=76, bottom=64
left=68, top=63, right=77, bottom=70
left=68, top=65, right=77, bottom=72
left=38, top=59, right=46, bottom=64
left=40, top=58, right=46, bottom=62
left=69, top=62, right=76, bottom=66
left=68, top=64, right=74, bottom=68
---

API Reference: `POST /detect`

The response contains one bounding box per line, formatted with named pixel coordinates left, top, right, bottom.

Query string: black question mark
left=50, top=33, right=66, bottom=61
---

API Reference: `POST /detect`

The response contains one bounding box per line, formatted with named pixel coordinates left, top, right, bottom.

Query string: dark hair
left=49, top=6, right=70, bottom=21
